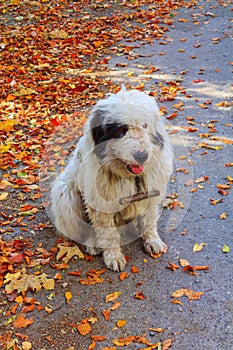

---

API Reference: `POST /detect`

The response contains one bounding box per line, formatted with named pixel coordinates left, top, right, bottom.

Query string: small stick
left=119, top=190, right=160, bottom=205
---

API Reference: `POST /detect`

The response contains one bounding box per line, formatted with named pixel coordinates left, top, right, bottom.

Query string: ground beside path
left=0, top=1, right=232, bottom=349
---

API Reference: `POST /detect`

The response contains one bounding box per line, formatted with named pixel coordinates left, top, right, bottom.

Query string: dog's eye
left=142, top=123, right=148, bottom=129
left=106, top=123, right=128, bottom=139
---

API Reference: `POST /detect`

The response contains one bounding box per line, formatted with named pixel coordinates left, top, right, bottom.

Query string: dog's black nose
left=133, top=151, right=148, bottom=164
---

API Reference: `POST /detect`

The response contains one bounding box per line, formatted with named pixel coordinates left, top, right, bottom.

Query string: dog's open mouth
left=119, top=160, right=144, bottom=175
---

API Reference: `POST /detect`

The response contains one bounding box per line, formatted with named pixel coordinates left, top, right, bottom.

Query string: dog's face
left=87, top=88, right=166, bottom=177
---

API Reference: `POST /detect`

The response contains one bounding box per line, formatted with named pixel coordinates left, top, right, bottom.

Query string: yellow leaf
left=57, top=244, right=84, bottom=263
left=105, top=291, right=121, bottom=303
left=65, top=291, right=72, bottom=303
left=14, top=88, right=37, bottom=96
left=15, top=295, right=24, bottom=304
left=10, top=0, right=20, bottom=5
left=220, top=212, right=227, bottom=220
left=116, top=319, right=126, bottom=328
left=0, top=119, right=15, bottom=132
left=193, top=242, right=207, bottom=252
left=0, top=192, right=8, bottom=200
left=127, top=72, right=134, bottom=77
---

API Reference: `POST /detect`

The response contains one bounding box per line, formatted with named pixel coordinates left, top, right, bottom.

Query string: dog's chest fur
left=86, top=171, right=147, bottom=226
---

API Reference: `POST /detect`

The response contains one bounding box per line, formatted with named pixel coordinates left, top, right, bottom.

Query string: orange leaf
left=77, top=322, right=91, bottom=336
left=119, top=271, right=129, bottom=281
left=116, top=319, right=126, bottom=328
left=134, top=291, right=145, bottom=300
left=131, top=265, right=139, bottom=273
left=91, top=335, right=106, bottom=341
left=13, top=313, right=33, bottom=328
left=102, top=309, right=110, bottom=321
left=110, top=302, right=121, bottom=311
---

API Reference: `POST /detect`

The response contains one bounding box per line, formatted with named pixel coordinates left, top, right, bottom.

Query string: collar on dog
left=119, top=176, right=160, bottom=205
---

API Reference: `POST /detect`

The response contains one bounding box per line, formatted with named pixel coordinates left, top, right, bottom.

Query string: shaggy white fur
left=51, top=87, right=173, bottom=271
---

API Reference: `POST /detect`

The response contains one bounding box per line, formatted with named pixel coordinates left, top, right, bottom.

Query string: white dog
left=51, top=87, right=173, bottom=271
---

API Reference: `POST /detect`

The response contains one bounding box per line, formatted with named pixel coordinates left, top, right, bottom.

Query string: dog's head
left=86, top=87, right=169, bottom=177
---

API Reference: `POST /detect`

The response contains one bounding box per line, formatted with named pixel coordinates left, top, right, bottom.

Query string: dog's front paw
left=103, top=249, right=126, bottom=272
left=143, top=236, right=167, bottom=255
left=84, top=245, right=102, bottom=256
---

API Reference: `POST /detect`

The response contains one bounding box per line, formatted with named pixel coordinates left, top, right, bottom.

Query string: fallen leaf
left=193, top=242, right=207, bottom=252
left=179, top=259, right=190, bottom=267
left=172, top=288, right=204, bottom=301
left=91, top=335, right=106, bottom=341
left=134, top=291, right=145, bottom=300
left=105, top=292, right=121, bottom=303
left=149, top=328, right=165, bottom=333
left=102, top=309, right=110, bottom=321
left=162, top=338, right=174, bottom=350
left=112, top=336, right=135, bottom=346
left=220, top=212, right=227, bottom=220
left=22, top=341, right=32, bottom=350
left=116, top=319, right=126, bottom=328
left=77, top=321, right=91, bottom=336
left=13, top=313, right=33, bottom=328
left=0, top=192, right=8, bottom=200
left=222, top=244, right=230, bottom=253
left=65, top=291, right=72, bottom=303
left=57, top=244, right=84, bottom=263
left=119, top=271, right=129, bottom=281
left=166, top=261, right=180, bottom=271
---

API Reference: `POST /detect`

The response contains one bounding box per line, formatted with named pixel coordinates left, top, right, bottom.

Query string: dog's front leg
left=140, top=207, right=167, bottom=255
left=92, top=216, right=126, bottom=271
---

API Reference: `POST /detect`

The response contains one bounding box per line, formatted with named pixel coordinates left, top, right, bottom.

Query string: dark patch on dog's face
left=90, top=109, right=129, bottom=158
left=153, top=132, right=164, bottom=148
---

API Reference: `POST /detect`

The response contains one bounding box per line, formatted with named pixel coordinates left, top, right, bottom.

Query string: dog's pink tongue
left=129, top=164, right=144, bottom=174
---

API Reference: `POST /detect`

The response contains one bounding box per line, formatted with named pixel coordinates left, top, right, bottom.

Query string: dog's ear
left=90, top=109, right=106, bottom=146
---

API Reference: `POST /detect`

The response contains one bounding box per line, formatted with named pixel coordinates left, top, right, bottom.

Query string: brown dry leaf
left=149, top=327, right=165, bottom=333
left=13, top=313, right=33, bottom=329
left=216, top=101, right=232, bottom=107
left=57, top=244, right=84, bottom=263
left=105, top=292, right=121, bottom=303
left=193, top=265, right=209, bottom=271
left=112, top=336, right=135, bottom=346
left=22, top=341, right=32, bottom=350
left=171, top=299, right=183, bottom=306
left=134, top=291, right=145, bottom=300
left=166, top=261, right=180, bottom=271
left=179, top=259, right=190, bottom=267
left=172, top=288, right=204, bottom=301
left=162, top=338, right=174, bottom=350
